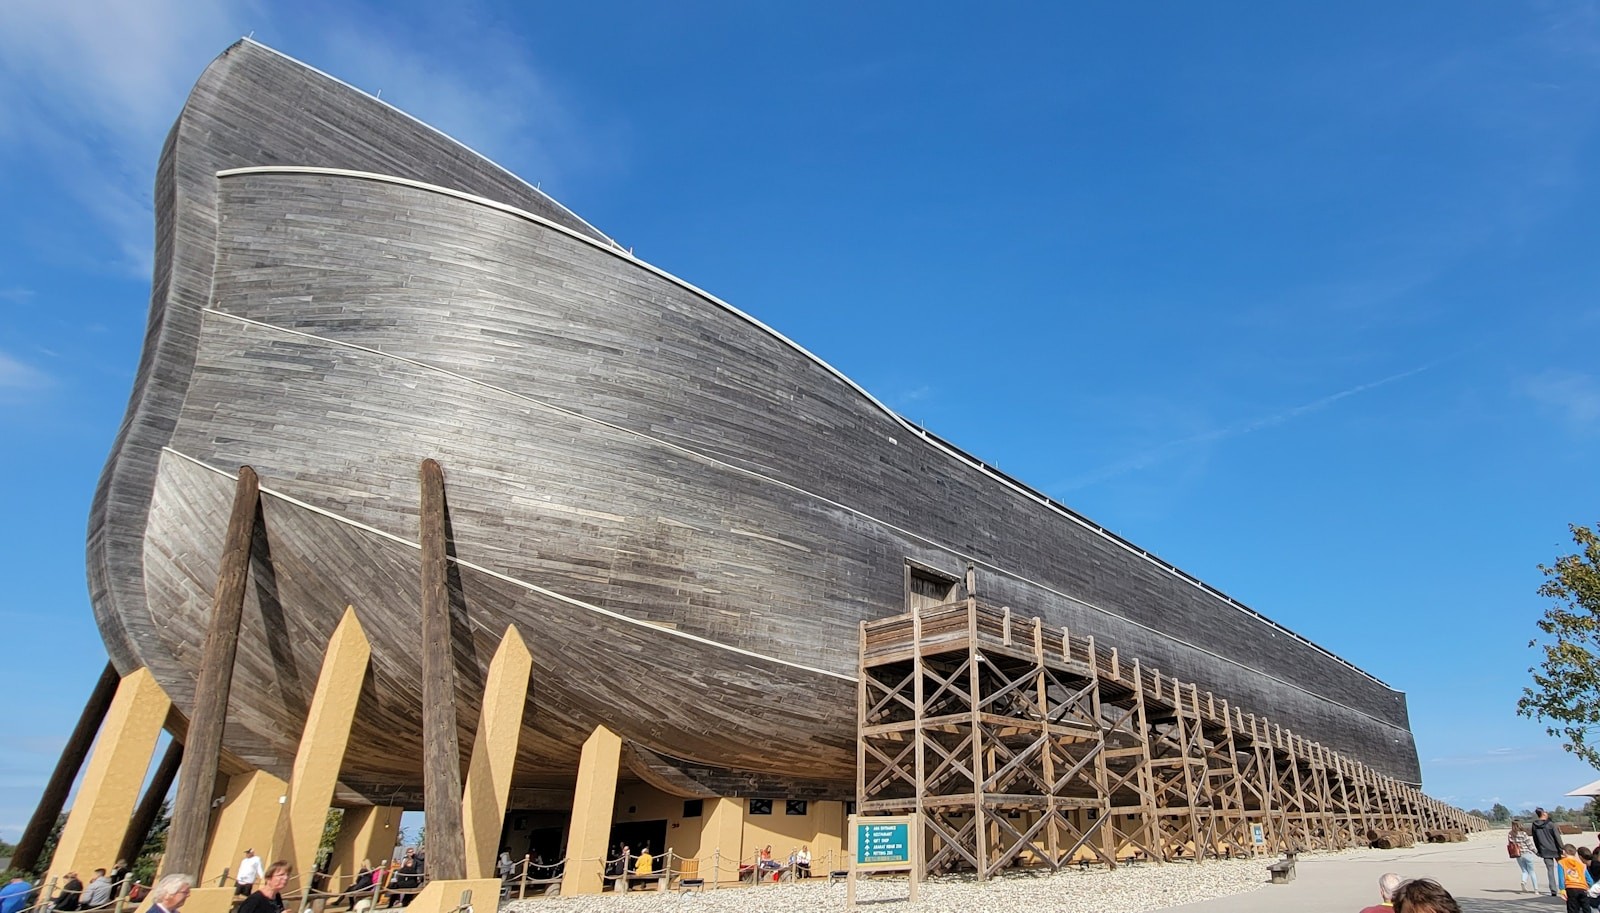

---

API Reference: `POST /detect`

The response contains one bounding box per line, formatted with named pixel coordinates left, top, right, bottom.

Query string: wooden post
left=1032, top=619, right=1058, bottom=868
left=911, top=603, right=927, bottom=856
left=420, top=459, right=467, bottom=882
left=167, top=466, right=260, bottom=877
left=966, top=600, right=987, bottom=879
left=14, top=661, right=119, bottom=874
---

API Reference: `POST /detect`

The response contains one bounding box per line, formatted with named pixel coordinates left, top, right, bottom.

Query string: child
left=1561, top=844, right=1592, bottom=913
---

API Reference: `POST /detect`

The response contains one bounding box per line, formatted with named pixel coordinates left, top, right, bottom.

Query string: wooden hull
left=88, top=40, right=1421, bottom=804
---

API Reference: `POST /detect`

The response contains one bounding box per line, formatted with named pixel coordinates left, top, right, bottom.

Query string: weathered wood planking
left=91, top=40, right=1422, bottom=808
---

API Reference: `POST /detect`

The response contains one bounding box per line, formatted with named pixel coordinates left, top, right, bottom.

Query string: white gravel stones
left=502, top=855, right=1273, bottom=913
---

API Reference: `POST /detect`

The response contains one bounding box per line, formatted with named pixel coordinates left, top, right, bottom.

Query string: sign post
left=847, top=814, right=920, bottom=907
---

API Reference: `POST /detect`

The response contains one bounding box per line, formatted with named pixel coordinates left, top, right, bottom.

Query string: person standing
left=496, top=849, right=513, bottom=880
left=1534, top=808, right=1567, bottom=897
left=237, top=848, right=266, bottom=898
left=1511, top=820, right=1540, bottom=893
left=237, top=862, right=290, bottom=913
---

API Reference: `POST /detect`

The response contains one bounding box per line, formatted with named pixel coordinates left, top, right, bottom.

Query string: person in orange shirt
left=1559, top=844, right=1591, bottom=913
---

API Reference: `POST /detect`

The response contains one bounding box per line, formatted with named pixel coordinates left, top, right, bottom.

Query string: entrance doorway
left=608, top=819, right=668, bottom=861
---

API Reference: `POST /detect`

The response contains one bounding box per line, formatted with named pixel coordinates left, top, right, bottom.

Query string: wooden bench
left=621, top=872, right=668, bottom=892
left=1267, top=852, right=1297, bottom=884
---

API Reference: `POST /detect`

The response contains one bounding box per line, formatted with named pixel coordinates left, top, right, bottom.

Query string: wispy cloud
left=308, top=13, right=619, bottom=197
left=892, top=385, right=933, bottom=408
left=0, top=0, right=255, bottom=274
left=1522, top=370, right=1600, bottom=432
left=0, top=351, right=50, bottom=391
left=1427, top=746, right=1545, bottom=767
left=0, top=287, right=34, bottom=303
left=0, top=0, right=613, bottom=275
left=1059, top=361, right=1438, bottom=491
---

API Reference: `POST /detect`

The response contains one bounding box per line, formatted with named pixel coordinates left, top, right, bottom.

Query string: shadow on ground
left=1463, top=895, right=1573, bottom=912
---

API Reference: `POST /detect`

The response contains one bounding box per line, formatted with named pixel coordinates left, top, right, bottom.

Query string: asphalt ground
left=1165, top=829, right=1594, bottom=913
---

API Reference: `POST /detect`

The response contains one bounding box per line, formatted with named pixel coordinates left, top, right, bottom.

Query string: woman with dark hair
left=1392, top=878, right=1462, bottom=913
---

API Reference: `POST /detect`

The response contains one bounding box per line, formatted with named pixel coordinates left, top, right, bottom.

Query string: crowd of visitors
left=0, top=859, right=142, bottom=913
left=1506, top=807, right=1600, bottom=912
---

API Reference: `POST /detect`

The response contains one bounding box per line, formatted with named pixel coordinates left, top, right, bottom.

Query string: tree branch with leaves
left=1518, top=522, right=1600, bottom=767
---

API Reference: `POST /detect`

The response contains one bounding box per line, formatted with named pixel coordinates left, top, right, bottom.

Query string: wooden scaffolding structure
left=858, top=596, right=1483, bottom=878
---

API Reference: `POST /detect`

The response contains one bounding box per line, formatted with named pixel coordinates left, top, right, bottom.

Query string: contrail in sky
left=1060, top=360, right=1441, bottom=491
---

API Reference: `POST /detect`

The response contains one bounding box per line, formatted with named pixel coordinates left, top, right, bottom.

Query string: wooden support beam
left=14, top=661, right=119, bottom=874
left=420, top=458, right=466, bottom=882
left=855, top=596, right=1470, bottom=876
left=966, top=600, right=988, bottom=879
left=167, top=466, right=260, bottom=877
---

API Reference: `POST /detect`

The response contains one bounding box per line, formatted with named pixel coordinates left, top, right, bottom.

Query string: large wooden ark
left=88, top=40, right=1423, bottom=815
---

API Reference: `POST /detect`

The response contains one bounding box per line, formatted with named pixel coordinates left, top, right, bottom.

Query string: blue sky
left=2, top=1, right=1599, bottom=839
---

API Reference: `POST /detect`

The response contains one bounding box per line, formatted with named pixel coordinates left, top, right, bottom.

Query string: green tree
left=1518, top=523, right=1600, bottom=766
left=131, top=801, right=171, bottom=885
left=320, top=809, right=344, bottom=868
left=1491, top=802, right=1511, bottom=823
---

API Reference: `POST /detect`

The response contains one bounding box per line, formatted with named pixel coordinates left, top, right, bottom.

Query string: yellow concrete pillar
left=701, top=798, right=745, bottom=885
left=200, top=769, right=289, bottom=887
left=47, top=667, right=171, bottom=888
left=462, top=626, right=532, bottom=880
left=813, top=800, right=845, bottom=873
left=271, top=607, right=371, bottom=888
left=329, top=806, right=402, bottom=882
left=186, top=774, right=288, bottom=913
left=402, top=878, right=502, bottom=913
left=561, top=726, right=623, bottom=895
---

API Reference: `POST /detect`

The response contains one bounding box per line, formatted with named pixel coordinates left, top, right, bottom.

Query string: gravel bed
left=501, top=855, right=1274, bottom=913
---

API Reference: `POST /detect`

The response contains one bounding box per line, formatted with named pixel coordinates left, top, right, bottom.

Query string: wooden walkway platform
left=858, top=598, right=1481, bottom=879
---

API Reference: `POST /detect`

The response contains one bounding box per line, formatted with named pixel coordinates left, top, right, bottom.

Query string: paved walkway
left=1166, top=830, right=1589, bottom=913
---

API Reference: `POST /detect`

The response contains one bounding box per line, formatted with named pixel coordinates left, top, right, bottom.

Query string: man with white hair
left=148, top=874, right=193, bottom=913
left=1358, top=872, right=1403, bottom=913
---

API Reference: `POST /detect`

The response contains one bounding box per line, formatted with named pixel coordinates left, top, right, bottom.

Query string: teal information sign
left=856, top=821, right=911, bottom=866
left=846, top=814, right=919, bottom=906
